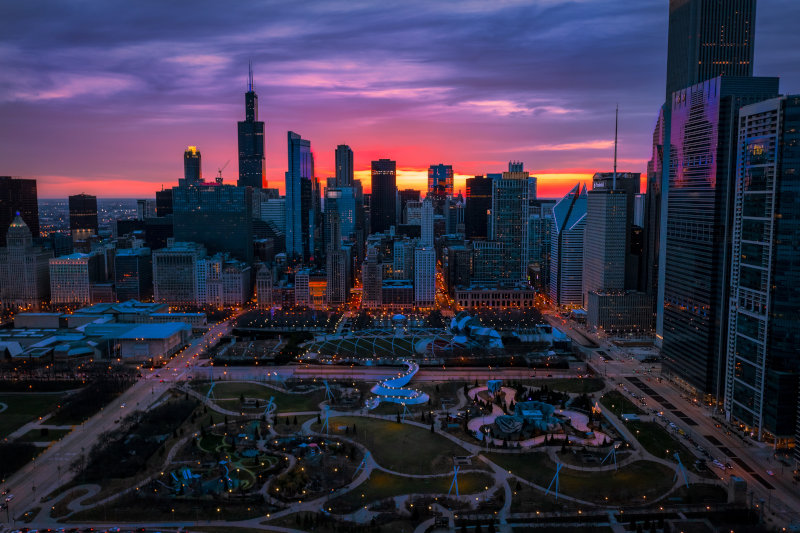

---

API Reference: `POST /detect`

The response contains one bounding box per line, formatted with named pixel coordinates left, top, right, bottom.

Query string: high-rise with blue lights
left=285, top=131, right=316, bottom=261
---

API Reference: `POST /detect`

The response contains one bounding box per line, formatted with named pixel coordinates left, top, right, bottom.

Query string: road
left=1, top=317, right=236, bottom=524
left=549, top=310, right=800, bottom=527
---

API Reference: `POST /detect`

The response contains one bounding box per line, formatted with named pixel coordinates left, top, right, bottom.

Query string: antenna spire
left=248, top=60, right=254, bottom=92
left=613, top=104, right=618, bottom=190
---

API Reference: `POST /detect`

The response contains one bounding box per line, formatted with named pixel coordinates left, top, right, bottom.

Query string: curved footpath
left=365, top=360, right=430, bottom=409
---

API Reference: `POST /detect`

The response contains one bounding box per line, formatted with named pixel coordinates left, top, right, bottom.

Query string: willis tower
left=237, top=62, right=266, bottom=188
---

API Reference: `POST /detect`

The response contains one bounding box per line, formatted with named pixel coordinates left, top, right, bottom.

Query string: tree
left=430, top=422, right=435, bottom=433
left=293, top=415, right=298, bottom=425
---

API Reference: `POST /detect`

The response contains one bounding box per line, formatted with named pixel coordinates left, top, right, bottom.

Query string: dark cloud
left=0, top=0, right=798, bottom=196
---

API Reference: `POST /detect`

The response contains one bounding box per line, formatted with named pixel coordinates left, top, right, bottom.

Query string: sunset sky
left=1, top=0, right=798, bottom=199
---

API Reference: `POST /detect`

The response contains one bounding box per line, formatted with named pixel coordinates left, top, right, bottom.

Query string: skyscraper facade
left=285, top=131, right=316, bottom=261
left=0, top=177, right=39, bottom=247
left=490, top=170, right=530, bottom=283
left=183, top=146, right=202, bottom=185
left=549, top=184, right=587, bottom=307
left=661, top=76, right=778, bottom=399
left=0, top=214, right=51, bottom=310
left=666, top=0, right=756, bottom=99
left=465, top=175, right=492, bottom=240
left=724, top=95, right=800, bottom=444
left=172, top=184, right=254, bottom=262
left=414, top=199, right=435, bottom=308
left=68, top=193, right=99, bottom=237
left=114, top=247, right=153, bottom=302
left=370, top=159, right=397, bottom=234
left=237, top=65, right=266, bottom=189
left=428, top=164, right=454, bottom=199
left=335, top=145, right=354, bottom=187
left=152, top=241, right=205, bottom=306
left=582, top=189, right=627, bottom=302
left=155, top=188, right=173, bottom=217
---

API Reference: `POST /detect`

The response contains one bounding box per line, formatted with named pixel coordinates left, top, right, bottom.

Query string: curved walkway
left=365, top=360, right=429, bottom=409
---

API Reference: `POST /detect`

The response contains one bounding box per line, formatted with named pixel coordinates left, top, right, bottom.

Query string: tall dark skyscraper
left=370, top=159, right=397, bottom=234
left=155, top=188, right=173, bottom=217
left=465, top=175, right=492, bottom=240
left=0, top=176, right=39, bottom=247
left=335, top=145, right=354, bottom=187
left=398, top=188, right=420, bottom=224
left=183, top=146, right=202, bottom=185
left=68, top=193, right=98, bottom=236
left=661, top=76, right=778, bottom=401
left=285, top=131, right=316, bottom=261
left=665, top=0, right=756, bottom=99
left=237, top=63, right=266, bottom=189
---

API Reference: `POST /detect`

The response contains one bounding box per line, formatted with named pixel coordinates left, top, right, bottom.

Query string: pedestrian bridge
left=365, top=360, right=429, bottom=409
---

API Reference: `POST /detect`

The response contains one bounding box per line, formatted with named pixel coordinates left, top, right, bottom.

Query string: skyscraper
left=490, top=168, right=530, bottom=283
left=237, top=63, right=266, bottom=189
left=114, top=247, right=153, bottom=301
left=550, top=184, right=587, bottom=307
left=370, top=159, right=397, bottom=234
left=183, top=146, right=202, bottom=185
left=335, top=145, right=354, bottom=187
left=582, top=188, right=627, bottom=302
left=428, top=164, right=453, bottom=199
left=465, top=175, right=492, bottom=240
left=285, top=131, right=316, bottom=261
left=398, top=189, right=421, bottom=224
left=724, top=95, right=800, bottom=444
left=0, top=214, right=51, bottom=310
left=325, top=198, right=348, bottom=307
left=0, top=177, right=39, bottom=247
left=661, top=76, right=778, bottom=400
left=666, top=0, right=756, bottom=99
left=414, top=198, right=436, bottom=308
left=155, top=188, right=173, bottom=217
left=172, top=183, right=254, bottom=262
left=68, top=193, right=99, bottom=237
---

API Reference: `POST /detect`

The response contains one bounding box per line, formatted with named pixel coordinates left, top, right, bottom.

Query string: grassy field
left=313, top=416, right=470, bottom=475
left=598, top=390, right=643, bottom=417
left=15, top=428, right=72, bottom=443
left=486, top=452, right=676, bottom=505
left=328, top=469, right=493, bottom=512
left=530, top=377, right=605, bottom=394
left=0, top=392, right=67, bottom=438
left=198, top=381, right=326, bottom=412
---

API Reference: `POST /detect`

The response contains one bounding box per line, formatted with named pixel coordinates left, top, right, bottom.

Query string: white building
left=152, top=241, right=206, bottom=306
left=0, top=215, right=51, bottom=310
left=49, top=252, right=102, bottom=306
left=549, top=184, right=587, bottom=307
left=414, top=199, right=436, bottom=308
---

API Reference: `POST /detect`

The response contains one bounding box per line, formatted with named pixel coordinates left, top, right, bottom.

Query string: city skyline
left=2, top=0, right=799, bottom=198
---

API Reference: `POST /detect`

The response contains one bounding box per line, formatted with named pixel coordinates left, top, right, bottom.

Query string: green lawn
left=486, top=452, right=676, bottom=505
left=0, top=392, right=67, bottom=438
left=313, top=416, right=469, bottom=475
left=328, top=469, right=493, bottom=512
left=197, top=382, right=325, bottom=412
left=598, top=390, right=643, bottom=417
left=530, top=377, right=605, bottom=394
left=15, top=428, right=72, bottom=443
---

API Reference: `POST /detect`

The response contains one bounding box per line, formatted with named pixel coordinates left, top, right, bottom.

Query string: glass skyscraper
left=725, top=95, right=800, bottom=444
left=237, top=65, right=265, bottom=189
left=335, top=145, right=354, bottom=187
left=465, top=175, right=492, bottom=240
left=490, top=169, right=530, bottom=284
left=549, top=184, right=587, bottom=307
left=428, top=164, right=453, bottom=199
left=661, top=76, right=778, bottom=400
left=0, top=176, right=39, bottom=246
left=183, top=146, right=202, bottom=185
left=285, top=131, right=316, bottom=262
left=68, top=193, right=98, bottom=236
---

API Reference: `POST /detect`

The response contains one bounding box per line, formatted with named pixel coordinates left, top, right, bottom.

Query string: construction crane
left=216, top=160, right=230, bottom=184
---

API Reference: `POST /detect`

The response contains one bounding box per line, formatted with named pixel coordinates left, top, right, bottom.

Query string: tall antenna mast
left=613, top=104, right=618, bottom=190
left=248, top=60, right=254, bottom=92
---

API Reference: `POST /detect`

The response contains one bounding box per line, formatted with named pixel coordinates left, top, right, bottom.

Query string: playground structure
left=365, top=360, right=430, bottom=409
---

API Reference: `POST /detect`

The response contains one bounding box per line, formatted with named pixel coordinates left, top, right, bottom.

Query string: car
left=120, top=403, right=126, bottom=408
left=725, top=463, right=733, bottom=470
left=2, top=488, right=9, bottom=495
left=159, top=379, right=165, bottom=383
left=5, top=494, right=14, bottom=502
left=766, top=470, right=775, bottom=476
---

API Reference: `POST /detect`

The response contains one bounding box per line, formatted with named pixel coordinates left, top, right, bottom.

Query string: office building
left=325, top=200, right=348, bottom=306
left=428, top=164, right=454, bottom=199
left=335, top=145, right=354, bottom=187
left=152, top=241, right=206, bottom=307
left=68, top=193, right=98, bottom=238
left=136, top=199, right=156, bottom=221
left=49, top=252, right=104, bottom=306
left=172, top=183, right=253, bottom=262
left=490, top=168, right=530, bottom=283
left=583, top=188, right=627, bottom=301
left=413, top=199, right=435, bottom=308
left=285, top=131, right=318, bottom=261
left=114, top=247, right=153, bottom=302
left=465, top=175, right=492, bottom=240
left=370, top=159, right=397, bottom=234
left=0, top=177, right=39, bottom=246
left=549, top=184, right=587, bottom=307
left=198, top=255, right=252, bottom=307
left=255, top=264, right=273, bottom=309
left=666, top=0, right=756, bottom=99
left=661, top=76, right=779, bottom=400
left=528, top=201, right=554, bottom=291
left=724, top=95, right=800, bottom=446
left=183, top=146, right=202, bottom=185
left=399, top=189, right=421, bottom=224
left=237, top=64, right=266, bottom=189
left=361, top=247, right=383, bottom=309
left=0, top=214, right=51, bottom=310
left=587, top=292, right=653, bottom=333
left=155, top=188, right=173, bottom=217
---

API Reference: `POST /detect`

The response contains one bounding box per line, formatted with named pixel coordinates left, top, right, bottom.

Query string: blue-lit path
left=365, top=360, right=429, bottom=409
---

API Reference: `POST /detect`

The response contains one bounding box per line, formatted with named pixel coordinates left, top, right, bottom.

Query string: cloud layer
left=0, top=0, right=798, bottom=198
